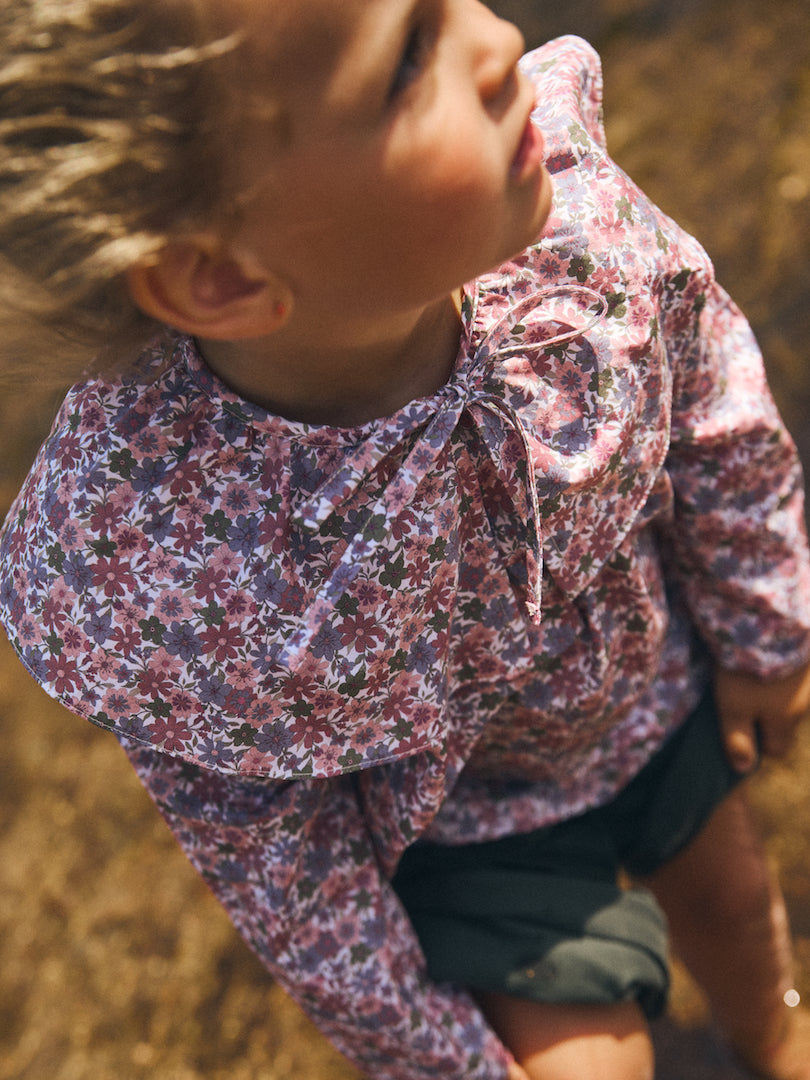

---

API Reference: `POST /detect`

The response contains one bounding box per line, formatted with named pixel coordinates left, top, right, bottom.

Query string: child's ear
left=127, top=237, right=292, bottom=339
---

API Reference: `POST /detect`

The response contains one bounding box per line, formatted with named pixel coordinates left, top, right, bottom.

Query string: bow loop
left=471, top=393, right=545, bottom=622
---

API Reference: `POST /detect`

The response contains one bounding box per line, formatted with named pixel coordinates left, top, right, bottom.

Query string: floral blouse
left=2, top=37, right=810, bottom=1080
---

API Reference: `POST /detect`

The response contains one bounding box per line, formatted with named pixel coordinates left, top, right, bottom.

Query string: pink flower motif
left=110, top=623, right=141, bottom=657
left=150, top=716, right=191, bottom=752
left=224, top=589, right=255, bottom=620
left=288, top=712, right=332, bottom=750
left=210, top=545, right=243, bottom=575
left=115, top=527, right=148, bottom=554
left=155, top=589, right=195, bottom=622
left=217, top=446, right=244, bottom=475
left=17, top=618, right=40, bottom=646
left=42, top=595, right=69, bottom=631
left=102, top=687, right=135, bottom=718
left=91, top=648, right=123, bottom=681
left=339, top=611, right=384, bottom=653
left=108, top=483, right=139, bottom=514
left=58, top=521, right=89, bottom=552
left=193, top=565, right=230, bottom=601
left=175, top=495, right=209, bottom=521
left=50, top=580, right=77, bottom=608
left=171, top=519, right=205, bottom=556
left=143, top=546, right=180, bottom=581
left=62, top=624, right=88, bottom=655
left=389, top=591, right=416, bottom=620
left=150, top=646, right=183, bottom=678
left=170, top=689, right=198, bottom=716
left=200, top=621, right=245, bottom=663
left=223, top=482, right=260, bottom=514
left=89, top=501, right=124, bottom=534
left=92, top=556, right=137, bottom=598
left=46, top=653, right=81, bottom=695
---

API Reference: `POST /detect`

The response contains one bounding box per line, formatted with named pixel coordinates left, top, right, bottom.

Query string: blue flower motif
left=311, top=622, right=342, bottom=662
left=63, top=552, right=94, bottom=592
left=130, top=457, right=171, bottom=493
left=163, top=621, right=203, bottom=661
left=227, top=513, right=260, bottom=556
left=213, top=411, right=247, bottom=443
left=289, top=452, right=325, bottom=494
left=0, top=575, right=15, bottom=609
left=24, top=648, right=50, bottom=684
left=86, top=610, right=113, bottom=645
left=195, top=671, right=229, bottom=707
left=143, top=508, right=174, bottom=543
left=406, top=637, right=437, bottom=675
left=197, top=739, right=236, bottom=769
left=253, top=567, right=286, bottom=605
left=255, top=721, right=295, bottom=756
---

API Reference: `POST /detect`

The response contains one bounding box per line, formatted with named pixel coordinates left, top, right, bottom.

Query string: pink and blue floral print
left=2, top=37, right=810, bottom=1080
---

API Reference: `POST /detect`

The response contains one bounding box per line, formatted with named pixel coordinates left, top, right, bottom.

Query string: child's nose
left=468, top=2, right=525, bottom=106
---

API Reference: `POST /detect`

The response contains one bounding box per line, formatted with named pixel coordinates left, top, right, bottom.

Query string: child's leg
left=639, top=785, right=810, bottom=1079
left=475, top=992, right=654, bottom=1080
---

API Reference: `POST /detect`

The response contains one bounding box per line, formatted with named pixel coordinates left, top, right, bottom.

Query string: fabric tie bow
left=281, top=284, right=607, bottom=670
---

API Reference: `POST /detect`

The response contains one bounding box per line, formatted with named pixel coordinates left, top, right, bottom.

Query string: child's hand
left=713, top=661, right=810, bottom=774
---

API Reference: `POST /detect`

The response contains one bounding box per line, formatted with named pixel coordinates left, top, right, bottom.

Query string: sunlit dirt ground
left=1, top=2, right=809, bottom=1077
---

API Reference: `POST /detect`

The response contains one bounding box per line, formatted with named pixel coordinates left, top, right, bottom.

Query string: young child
left=2, top=1, right=810, bottom=1078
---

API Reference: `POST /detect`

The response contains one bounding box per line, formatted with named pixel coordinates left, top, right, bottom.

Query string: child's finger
left=721, top=715, right=759, bottom=774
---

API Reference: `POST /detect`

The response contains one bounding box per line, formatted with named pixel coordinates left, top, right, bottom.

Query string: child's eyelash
left=389, top=24, right=432, bottom=101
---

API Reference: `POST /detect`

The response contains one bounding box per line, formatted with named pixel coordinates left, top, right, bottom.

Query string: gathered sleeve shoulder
left=520, top=35, right=607, bottom=152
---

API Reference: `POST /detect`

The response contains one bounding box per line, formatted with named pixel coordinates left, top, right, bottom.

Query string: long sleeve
left=661, top=270, right=810, bottom=676
left=116, top=737, right=513, bottom=1080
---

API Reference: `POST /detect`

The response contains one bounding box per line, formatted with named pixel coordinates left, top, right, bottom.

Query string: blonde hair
left=0, top=0, right=249, bottom=381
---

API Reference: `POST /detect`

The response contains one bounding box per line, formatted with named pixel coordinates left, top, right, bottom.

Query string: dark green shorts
left=392, top=688, right=742, bottom=1019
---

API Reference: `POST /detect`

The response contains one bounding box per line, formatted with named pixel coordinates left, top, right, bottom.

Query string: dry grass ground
left=1, top=1, right=809, bottom=1077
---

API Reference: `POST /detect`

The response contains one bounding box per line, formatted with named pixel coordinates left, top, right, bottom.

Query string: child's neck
left=199, top=292, right=464, bottom=427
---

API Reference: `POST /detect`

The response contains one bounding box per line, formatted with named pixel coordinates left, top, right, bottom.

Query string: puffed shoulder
left=520, top=36, right=606, bottom=152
